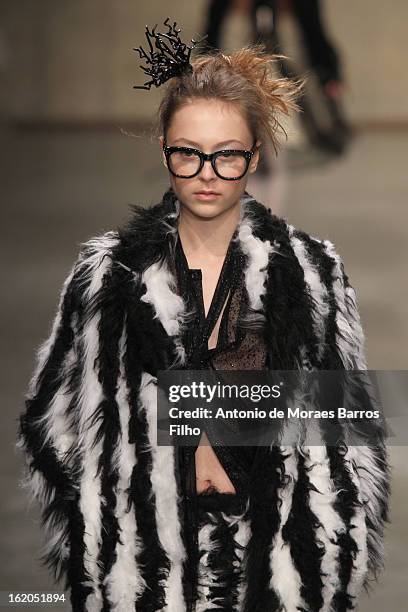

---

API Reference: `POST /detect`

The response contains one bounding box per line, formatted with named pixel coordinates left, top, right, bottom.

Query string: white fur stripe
left=304, top=445, right=347, bottom=611
left=323, top=240, right=366, bottom=369
left=141, top=259, right=187, bottom=337
left=342, top=444, right=369, bottom=600
left=17, top=465, right=54, bottom=512
left=331, top=245, right=367, bottom=370
left=76, top=231, right=120, bottom=302
left=30, top=341, right=78, bottom=580
left=270, top=443, right=305, bottom=611
left=103, top=318, right=146, bottom=608
left=237, top=216, right=274, bottom=312
left=348, top=444, right=388, bottom=576
left=343, top=284, right=367, bottom=370
left=196, top=522, right=221, bottom=611
left=139, top=371, right=186, bottom=611
left=76, top=249, right=114, bottom=612
left=32, top=340, right=77, bottom=459
left=221, top=502, right=251, bottom=610
left=140, top=259, right=193, bottom=367
left=289, top=230, right=330, bottom=361
left=235, top=518, right=252, bottom=610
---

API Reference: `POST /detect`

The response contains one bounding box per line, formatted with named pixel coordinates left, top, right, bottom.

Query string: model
left=16, top=17, right=390, bottom=612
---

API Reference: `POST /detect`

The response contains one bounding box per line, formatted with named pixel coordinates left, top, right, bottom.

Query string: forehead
left=166, top=98, right=252, bottom=147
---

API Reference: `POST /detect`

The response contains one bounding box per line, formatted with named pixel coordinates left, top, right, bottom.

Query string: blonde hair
left=153, top=43, right=303, bottom=154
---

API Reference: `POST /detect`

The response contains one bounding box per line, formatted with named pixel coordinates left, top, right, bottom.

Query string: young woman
left=17, top=19, right=390, bottom=612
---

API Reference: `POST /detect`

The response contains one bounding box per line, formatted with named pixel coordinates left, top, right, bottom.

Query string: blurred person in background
left=202, top=0, right=352, bottom=158
left=16, top=18, right=390, bottom=612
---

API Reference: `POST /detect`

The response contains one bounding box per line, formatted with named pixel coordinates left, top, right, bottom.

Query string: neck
left=177, top=199, right=241, bottom=264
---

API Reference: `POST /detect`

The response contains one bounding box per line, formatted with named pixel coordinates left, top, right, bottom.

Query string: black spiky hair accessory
left=133, top=17, right=206, bottom=90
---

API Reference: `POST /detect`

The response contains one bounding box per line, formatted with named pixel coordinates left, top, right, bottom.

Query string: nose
left=199, top=159, right=217, bottom=181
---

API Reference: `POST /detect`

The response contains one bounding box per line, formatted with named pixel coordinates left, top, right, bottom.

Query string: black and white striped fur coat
left=17, top=187, right=390, bottom=611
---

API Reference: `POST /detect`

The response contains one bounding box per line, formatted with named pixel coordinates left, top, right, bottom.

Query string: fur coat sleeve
left=15, top=231, right=124, bottom=594
left=16, top=191, right=391, bottom=612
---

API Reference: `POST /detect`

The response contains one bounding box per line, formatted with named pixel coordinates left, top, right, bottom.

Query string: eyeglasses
left=162, top=138, right=258, bottom=180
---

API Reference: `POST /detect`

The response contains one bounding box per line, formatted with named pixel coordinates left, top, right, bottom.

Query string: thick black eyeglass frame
left=162, top=138, right=258, bottom=180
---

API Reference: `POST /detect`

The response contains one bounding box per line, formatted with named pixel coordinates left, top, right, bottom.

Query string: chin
left=185, top=200, right=228, bottom=219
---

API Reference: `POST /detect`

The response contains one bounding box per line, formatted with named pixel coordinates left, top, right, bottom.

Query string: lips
left=195, top=191, right=219, bottom=195
left=194, top=191, right=221, bottom=201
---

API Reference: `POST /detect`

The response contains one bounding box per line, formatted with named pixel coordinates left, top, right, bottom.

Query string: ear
left=159, top=135, right=168, bottom=169
left=249, top=140, right=261, bottom=174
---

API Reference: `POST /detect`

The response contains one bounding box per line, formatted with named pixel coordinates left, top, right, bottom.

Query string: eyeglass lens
left=168, top=150, right=248, bottom=179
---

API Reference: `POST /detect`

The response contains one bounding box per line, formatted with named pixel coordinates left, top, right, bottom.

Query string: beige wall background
left=0, top=0, right=407, bottom=124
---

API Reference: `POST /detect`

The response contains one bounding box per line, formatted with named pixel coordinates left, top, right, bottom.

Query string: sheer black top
left=174, top=228, right=259, bottom=499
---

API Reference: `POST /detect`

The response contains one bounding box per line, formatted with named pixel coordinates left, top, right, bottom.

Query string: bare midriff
left=195, top=431, right=236, bottom=494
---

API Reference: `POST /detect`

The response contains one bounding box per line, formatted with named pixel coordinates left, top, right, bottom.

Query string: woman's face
left=159, top=98, right=260, bottom=220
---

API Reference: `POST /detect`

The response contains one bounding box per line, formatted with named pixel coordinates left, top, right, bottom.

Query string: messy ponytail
left=153, top=42, right=303, bottom=154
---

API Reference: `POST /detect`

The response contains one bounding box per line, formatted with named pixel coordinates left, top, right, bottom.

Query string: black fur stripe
left=303, top=235, right=346, bottom=370
left=327, top=445, right=360, bottom=611
left=250, top=207, right=320, bottom=370
left=197, top=507, right=246, bottom=610
left=115, top=188, right=178, bottom=273
left=292, top=229, right=342, bottom=369
left=243, top=446, right=283, bottom=612
left=123, top=286, right=171, bottom=610
left=282, top=451, right=325, bottom=611
left=86, top=267, right=128, bottom=610
left=67, top=499, right=94, bottom=611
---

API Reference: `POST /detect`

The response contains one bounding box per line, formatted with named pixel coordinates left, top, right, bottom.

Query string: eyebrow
left=171, top=138, right=247, bottom=148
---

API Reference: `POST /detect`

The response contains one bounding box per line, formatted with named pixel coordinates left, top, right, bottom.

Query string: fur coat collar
left=17, top=187, right=390, bottom=612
